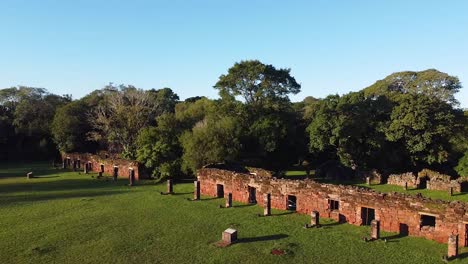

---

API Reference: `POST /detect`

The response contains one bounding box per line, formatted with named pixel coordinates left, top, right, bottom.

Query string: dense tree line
left=1, top=62, right=467, bottom=179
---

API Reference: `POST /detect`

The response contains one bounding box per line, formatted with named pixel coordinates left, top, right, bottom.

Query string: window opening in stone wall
left=329, top=199, right=339, bottom=210
left=361, top=207, right=375, bottom=226
left=420, top=214, right=436, bottom=228
left=216, top=184, right=224, bottom=198
left=287, top=195, right=297, bottom=211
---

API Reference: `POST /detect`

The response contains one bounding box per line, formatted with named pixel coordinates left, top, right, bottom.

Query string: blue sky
left=1, top=0, right=467, bottom=107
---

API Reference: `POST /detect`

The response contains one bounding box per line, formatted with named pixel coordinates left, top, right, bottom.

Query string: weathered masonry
left=198, top=166, right=468, bottom=244
left=62, top=152, right=147, bottom=180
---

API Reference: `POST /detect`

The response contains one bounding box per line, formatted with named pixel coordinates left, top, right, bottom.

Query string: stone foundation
left=198, top=167, right=468, bottom=244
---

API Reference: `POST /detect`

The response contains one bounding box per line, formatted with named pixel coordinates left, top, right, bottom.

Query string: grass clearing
left=1, top=163, right=468, bottom=263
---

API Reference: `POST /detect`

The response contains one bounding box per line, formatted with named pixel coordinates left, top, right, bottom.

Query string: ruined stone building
left=198, top=166, right=468, bottom=245
left=62, top=152, right=146, bottom=180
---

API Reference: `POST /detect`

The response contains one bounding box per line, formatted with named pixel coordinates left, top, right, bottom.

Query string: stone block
left=264, top=193, right=271, bottom=216
left=226, top=193, right=232, bottom=208
left=371, top=220, right=380, bottom=240
left=448, top=234, right=458, bottom=259
left=222, top=228, right=238, bottom=245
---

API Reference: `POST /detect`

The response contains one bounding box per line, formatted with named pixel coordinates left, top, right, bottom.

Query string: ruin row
left=198, top=166, right=468, bottom=245
left=62, top=152, right=146, bottom=180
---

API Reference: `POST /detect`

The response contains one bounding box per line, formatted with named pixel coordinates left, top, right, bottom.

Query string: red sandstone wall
left=62, top=152, right=146, bottom=180
left=198, top=168, right=468, bottom=245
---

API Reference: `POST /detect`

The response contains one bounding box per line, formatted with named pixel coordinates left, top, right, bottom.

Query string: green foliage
left=88, top=84, right=179, bottom=158
left=136, top=113, right=183, bottom=181
left=214, top=60, right=301, bottom=107
left=385, top=94, right=462, bottom=166
left=0, top=86, right=70, bottom=160
left=307, top=92, right=393, bottom=170
left=455, top=151, right=468, bottom=177
left=363, top=69, right=461, bottom=105
left=51, top=101, right=93, bottom=153
left=180, top=114, right=242, bottom=173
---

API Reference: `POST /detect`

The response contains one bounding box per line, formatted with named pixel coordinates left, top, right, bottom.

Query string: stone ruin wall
left=387, top=169, right=466, bottom=192
left=198, top=168, right=468, bottom=244
left=387, top=172, right=418, bottom=188
left=419, top=169, right=462, bottom=193
left=62, top=152, right=145, bottom=180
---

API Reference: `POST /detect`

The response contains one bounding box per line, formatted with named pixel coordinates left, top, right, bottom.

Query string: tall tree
left=214, top=60, right=301, bottom=108
left=364, top=69, right=462, bottom=105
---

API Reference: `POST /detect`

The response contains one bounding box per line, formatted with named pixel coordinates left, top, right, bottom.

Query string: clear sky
left=1, top=0, right=467, bottom=107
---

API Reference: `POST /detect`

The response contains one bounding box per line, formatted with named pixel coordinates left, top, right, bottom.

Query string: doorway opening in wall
left=419, top=177, right=428, bottom=189
left=248, top=186, right=257, bottom=204
left=361, top=207, right=375, bottom=226
left=216, top=184, right=224, bottom=198
left=100, top=164, right=104, bottom=173
left=113, top=167, right=119, bottom=177
left=287, top=195, right=297, bottom=211
left=399, top=223, right=409, bottom=236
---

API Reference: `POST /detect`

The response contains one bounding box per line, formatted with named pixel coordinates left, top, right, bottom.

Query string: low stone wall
left=387, top=172, right=418, bottom=188
left=198, top=167, right=468, bottom=244
left=62, top=152, right=146, bottom=180
left=418, top=169, right=460, bottom=192
left=356, top=170, right=383, bottom=184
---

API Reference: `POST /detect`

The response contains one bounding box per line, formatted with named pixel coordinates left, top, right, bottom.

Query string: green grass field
left=1, top=163, right=468, bottom=263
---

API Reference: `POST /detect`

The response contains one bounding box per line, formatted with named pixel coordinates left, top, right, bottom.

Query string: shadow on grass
left=321, top=221, right=344, bottom=228
left=0, top=177, right=129, bottom=194
left=269, top=211, right=295, bottom=217
left=172, top=192, right=193, bottom=196
left=233, top=203, right=255, bottom=208
left=202, top=197, right=221, bottom=201
left=382, top=233, right=407, bottom=242
left=237, top=234, right=288, bottom=244
left=0, top=190, right=127, bottom=204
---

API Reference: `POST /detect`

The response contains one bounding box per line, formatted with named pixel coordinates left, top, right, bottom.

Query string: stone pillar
left=167, top=179, right=174, bottom=193
left=366, top=176, right=371, bottom=185
left=129, top=170, right=135, bottom=186
left=222, top=228, right=237, bottom=245
left=226, top=193, right=232, bottom=208
left=448, top=234, right=459, bottom=259
left=404, top=182, right=408, bottom=190
left=264, top=193, right=271, bottom=216
left=371, top=220, right=380, bottom=240
left=449, top=187, right=453, bottom=196
left=311, top=211, right=319, bottom=226
left=113, top=168, right=118, bottom=181
left=194, top=180, right=200, bottom=200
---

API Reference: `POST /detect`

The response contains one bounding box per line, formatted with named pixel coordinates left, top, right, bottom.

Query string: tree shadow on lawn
left=0, top=166, right=73, bottom=179
left=0, top=177, right=125, bottom=194
left=0, top=190, right=127, bottom=204
left=269, top=211, right=295, bottom=217
left=237, top=234, right=288, bottom=244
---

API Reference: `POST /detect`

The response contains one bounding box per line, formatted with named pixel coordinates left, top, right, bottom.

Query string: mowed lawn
left=1, top=164, right=468, bottom=264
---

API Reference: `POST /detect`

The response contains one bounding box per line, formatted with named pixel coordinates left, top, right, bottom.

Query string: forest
left=1, top=60, right=467, bottom=180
